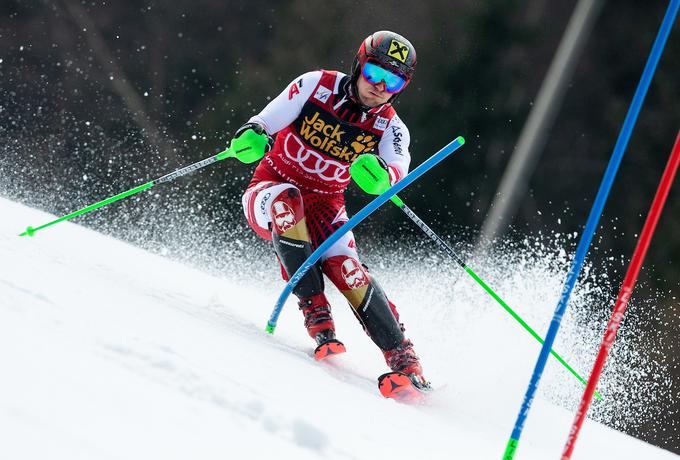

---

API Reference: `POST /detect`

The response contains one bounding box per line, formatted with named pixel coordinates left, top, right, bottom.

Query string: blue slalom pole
left=266, top=135, right=466, bottom=334
left=502, top=2, right=679, bottom=458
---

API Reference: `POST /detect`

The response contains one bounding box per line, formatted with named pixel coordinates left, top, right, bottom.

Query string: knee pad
left=269, top=185, right=306, bottom=236
left=323, top=255, right=370, bottom=307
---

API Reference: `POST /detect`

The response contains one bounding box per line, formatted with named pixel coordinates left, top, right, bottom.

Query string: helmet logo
left=387, top=40, right=409, bottom=63
left=341, top=258, right=368, bottom=290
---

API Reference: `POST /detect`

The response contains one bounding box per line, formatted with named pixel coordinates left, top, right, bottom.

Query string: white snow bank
left=0, top=197, right=675, bottom=459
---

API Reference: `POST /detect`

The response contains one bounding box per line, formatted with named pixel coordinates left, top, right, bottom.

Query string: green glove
left=230, top=122, right=273, bottom=164
left=350, top=154, right=391, bottom=195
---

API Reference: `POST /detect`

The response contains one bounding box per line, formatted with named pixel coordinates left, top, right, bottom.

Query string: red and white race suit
left=242, top=69, right=411, bottom=260
left=241, top=70, right=418, bottom=358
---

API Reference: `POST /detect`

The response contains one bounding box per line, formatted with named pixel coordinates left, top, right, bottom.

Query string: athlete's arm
left=248, top=71, right=322, bottom=135
left=377, top=115, right=411, bottom=185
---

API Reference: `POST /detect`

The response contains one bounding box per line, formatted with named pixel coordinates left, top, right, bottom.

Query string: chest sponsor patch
left=297, top=110, right=377, bottom=162
left=313, top=85, right=332, bottom=103
left=373, top=116, right=389, bottom=131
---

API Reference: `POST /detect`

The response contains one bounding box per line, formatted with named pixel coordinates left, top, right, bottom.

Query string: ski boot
left=379, top=339, right=432, bottom=400
left=299, top=293, right=346, bottom=360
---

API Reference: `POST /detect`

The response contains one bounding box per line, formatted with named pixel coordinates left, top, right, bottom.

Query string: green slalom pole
left=388, top=194, right=602, bottom=400
left=19, top=147, right=236, bottom=237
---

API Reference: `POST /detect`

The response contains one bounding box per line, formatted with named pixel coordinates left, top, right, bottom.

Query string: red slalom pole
left=562, top=130, right=680, bottom=459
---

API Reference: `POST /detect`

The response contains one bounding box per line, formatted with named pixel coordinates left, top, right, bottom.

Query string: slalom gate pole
left=503, top=3, right=679, bottom=459
left=562, top=130, right=680, bottom=459
left=265, top=136, right=465, bottom=334
left=19, top=147, right=236, bottom=237
left=388, top=196, right=601, bottom=398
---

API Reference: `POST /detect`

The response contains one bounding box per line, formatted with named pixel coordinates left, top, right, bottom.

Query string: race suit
left=241, top=69, right=411, bottom=351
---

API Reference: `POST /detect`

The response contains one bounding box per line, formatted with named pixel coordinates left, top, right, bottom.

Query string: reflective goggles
left=361, top=61, right=408, bottom=94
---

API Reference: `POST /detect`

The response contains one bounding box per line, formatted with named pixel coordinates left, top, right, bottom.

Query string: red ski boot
left=379, top=340, right=431, bottom=401
left=298, top=293, right=346, bottom=360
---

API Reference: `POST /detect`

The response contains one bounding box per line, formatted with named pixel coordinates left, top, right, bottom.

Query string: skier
left=231, top=31, right=428, bottom=388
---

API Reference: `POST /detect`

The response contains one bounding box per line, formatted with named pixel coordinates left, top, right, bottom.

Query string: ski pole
left=562, top=130, right=680, bottom=459
left=503, top=2, right=678, bottom=458
left=266, top=136, right=466, bottom=334
left=387, top=195, right=602, bottom=399
left=19, top=147, right=236, bottom=237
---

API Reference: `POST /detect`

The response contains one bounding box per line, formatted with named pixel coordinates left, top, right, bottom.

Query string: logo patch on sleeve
left=288, top=83, right=300, bottom=100
left=387, top=40, right=409, bottom=63
left=313, top=86, right=332, bottom=103
left=373, top=116, right=389, bottom=131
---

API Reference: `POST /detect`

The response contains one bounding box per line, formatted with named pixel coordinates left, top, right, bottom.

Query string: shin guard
left=323, top=256, right=404, bottom=350
left=269, top=186, right=324, bottom=298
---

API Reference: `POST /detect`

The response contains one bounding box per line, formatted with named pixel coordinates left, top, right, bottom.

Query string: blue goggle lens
left=361, top=61, right=407, bottom=94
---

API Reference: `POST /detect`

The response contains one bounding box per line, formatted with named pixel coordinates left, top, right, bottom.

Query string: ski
left=378, top=371, right=432, bottom=402
left=313, top=339, right=346, bottom=360
left=312, top=343, right=433, bottom=402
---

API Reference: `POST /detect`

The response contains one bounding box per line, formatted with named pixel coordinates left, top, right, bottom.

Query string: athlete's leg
left=320, top=234, right=404, bottom=349
left=312, top=211, right=424, bottom=378
left=242, top=181, right=334, bottom=341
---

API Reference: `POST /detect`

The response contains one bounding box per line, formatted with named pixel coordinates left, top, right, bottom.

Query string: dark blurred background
left=1, top=0, right=678, bottom=453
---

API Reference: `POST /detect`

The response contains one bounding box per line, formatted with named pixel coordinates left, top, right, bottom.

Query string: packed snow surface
left=0, top=196, right=676, bottom=459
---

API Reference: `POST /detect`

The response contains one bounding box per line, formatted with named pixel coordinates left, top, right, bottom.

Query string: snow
left=0, top=196, right=676, bottom=460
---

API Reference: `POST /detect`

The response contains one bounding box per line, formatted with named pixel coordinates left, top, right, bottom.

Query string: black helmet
left=352, top=31, right=416, bottom=83
left=349, top=30, right=416, bottom=106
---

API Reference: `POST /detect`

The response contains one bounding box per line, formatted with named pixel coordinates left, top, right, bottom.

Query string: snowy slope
left=0, top=196, right=676, bottom=460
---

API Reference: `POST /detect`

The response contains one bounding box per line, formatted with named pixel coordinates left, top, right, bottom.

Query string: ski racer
left=231, top=30, right=428, bottom=387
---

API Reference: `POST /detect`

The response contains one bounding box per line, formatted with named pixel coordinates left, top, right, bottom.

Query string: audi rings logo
left=284, top=133, right=351, bottom=183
